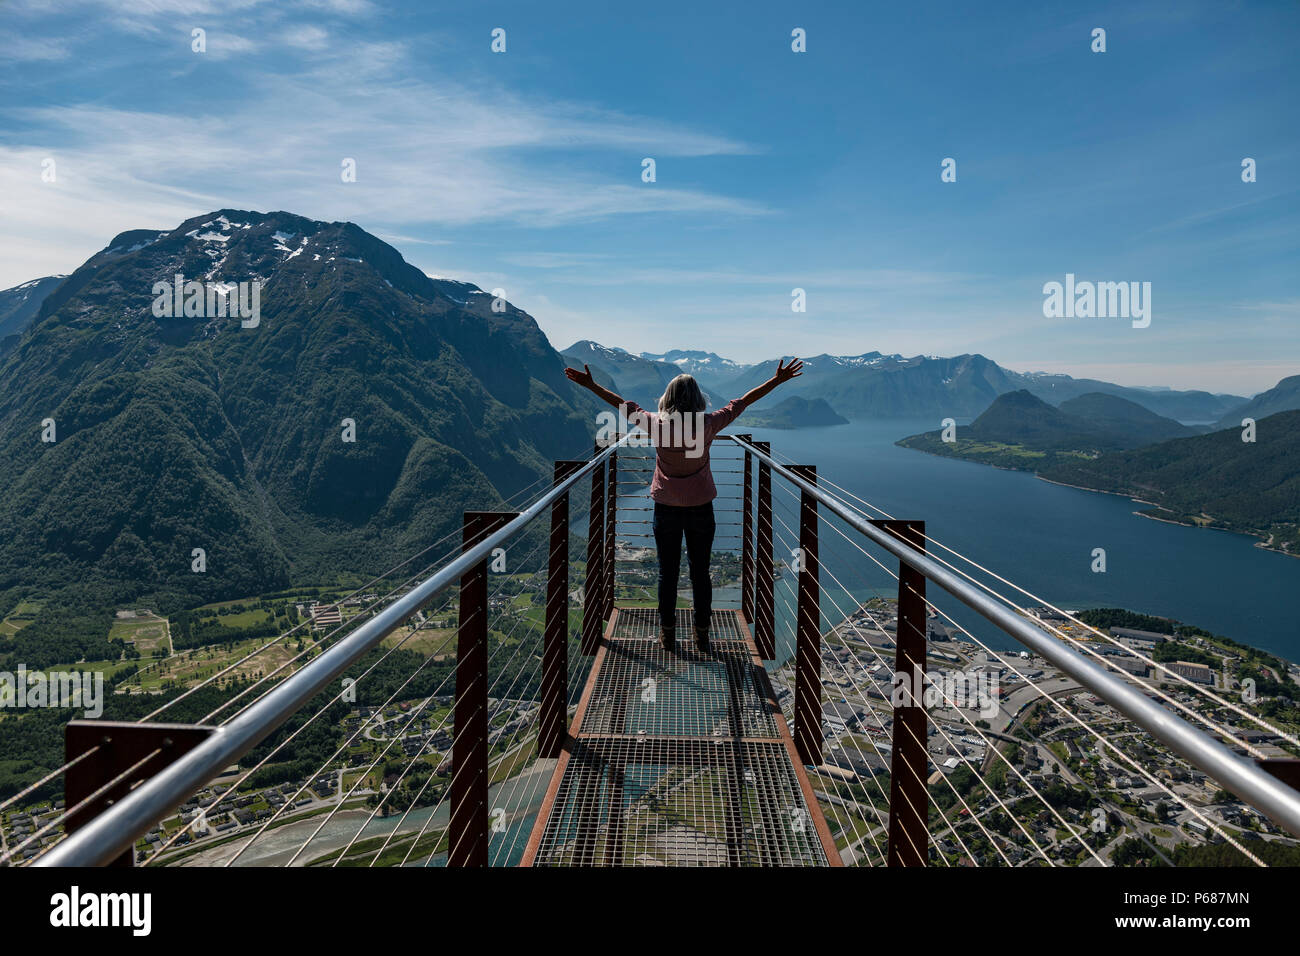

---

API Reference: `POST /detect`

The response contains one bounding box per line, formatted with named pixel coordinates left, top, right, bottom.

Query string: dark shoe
left=694, top=627, right=710, bottom=652
left=659, top=627, right=676, bottom=651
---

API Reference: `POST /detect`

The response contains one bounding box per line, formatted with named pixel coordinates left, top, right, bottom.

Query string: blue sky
left=1, top=0, right=1296, bottom=395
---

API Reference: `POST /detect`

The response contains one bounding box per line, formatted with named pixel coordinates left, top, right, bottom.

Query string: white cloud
left=374, top=232, right=453, bottom=246
left=300, top=0, right=374, bottom=13
left=0, top=39, right=764, bottom=285
left=500, top=251, right=614, bottom=269
left=0, top=145, right=217, bottom=285
left=204, top=30, right=260, bottom=57
left=284, top=24, right=329, bottom=50
left=0, top=36, right=71, bottom=61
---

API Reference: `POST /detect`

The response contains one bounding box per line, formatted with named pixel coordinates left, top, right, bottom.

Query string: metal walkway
left=522, top=607, right=841, bottom=866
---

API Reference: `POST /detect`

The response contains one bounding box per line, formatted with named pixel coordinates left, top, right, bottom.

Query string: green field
left=897, top=434, right=1098, bottom=472
left=109, top=614, right=171, bottom=656
left=0, top=599, right=45, bottom=637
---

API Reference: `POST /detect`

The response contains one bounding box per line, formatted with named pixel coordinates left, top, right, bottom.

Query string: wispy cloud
left=375, top=232, right=453, bottom=247
left=284, top=24, right=330, bottom=50
left=0, top=35, right=71, bottom=61
left=501, top=251, right=615, bottom=269
left=0, top=27, right=764, bottom=284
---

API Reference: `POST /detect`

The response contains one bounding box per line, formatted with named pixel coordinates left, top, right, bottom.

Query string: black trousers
left=652, top=501, right=716, bottom=631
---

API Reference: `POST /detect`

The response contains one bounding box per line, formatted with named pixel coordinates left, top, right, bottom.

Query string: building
left=928, top=620, right=952, bottom=642
left=825, top=749, right=889, bottom=778
left=1111, top=657, right=1149, bottom=678
left=1095, top=643, right=1135, bottom=657
left=822, top=701, right=866, bottom=734
left=1027, top=606, right=1070, bottom=623
left=1186, top=819, right=1213, bottom=839
left=1112, top=626, right=1171, bottom=648
left=1166, top=660, right=1214, bottom=685
left=310, top=603, right=343, bottom=630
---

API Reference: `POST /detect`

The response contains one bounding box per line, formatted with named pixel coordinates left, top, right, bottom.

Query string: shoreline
left=894, top=443, right=1296, bottom=562
left=1035, top=476, right=1296, bottom=560
left=894, top=439, right=1049, bottom=476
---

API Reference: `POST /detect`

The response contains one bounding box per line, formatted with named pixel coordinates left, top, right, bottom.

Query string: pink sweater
left=620, top=398, right=749, bottom=506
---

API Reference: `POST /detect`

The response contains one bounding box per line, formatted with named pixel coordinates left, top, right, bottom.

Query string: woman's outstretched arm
left=737, top=357, right=803, bottom=408
left=564, top=363, right=626, bottom=409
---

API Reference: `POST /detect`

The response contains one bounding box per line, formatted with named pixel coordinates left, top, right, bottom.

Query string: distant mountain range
left=561, top=341, right=1260, bottom=424
left=562, top=340, right=713, bottom=410
left=0, top=210, right=599, bottom=613
left=638, top=349, right=749, bottom=389
left=560, top=338, right=1298, bottom=555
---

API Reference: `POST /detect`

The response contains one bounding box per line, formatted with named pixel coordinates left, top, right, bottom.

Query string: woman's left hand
left=774, top=357, right=804, bottom=383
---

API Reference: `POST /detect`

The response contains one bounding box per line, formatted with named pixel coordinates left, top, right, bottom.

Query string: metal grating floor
left=525, top=608, right=836, bottom=867
left=580, top=639, right=777, bottom=738
left=531, top=737, right=827, bottom=866
left=606, top=606, right=748, bottom=643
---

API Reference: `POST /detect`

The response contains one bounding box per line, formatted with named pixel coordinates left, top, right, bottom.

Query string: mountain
left=610, top=344, right=1245, bottom=423
left=761, top=354, right=1245, bottom=421
left=1057, top=392, right=1200, bottom=444
left=964, top=390, right=1110, bottom=448
left=722, top=353, right=904, bottom=405
left=1041, top=410, right=1300, bottom=554
left=749, top=352, right=1027, bottom=418
left=562, top=341, right=721, bottom=409
left=637, top=349, right=749, bottom=390
left=0, top=275, right=66, bottom=346
left=895, top=390, right=1196, bottom=470
left=0, top=210, right=599, bottom=614
left=739, top=396, right=848, bottom=430
left=1024, top=376, right=1243, bottom=424
left=1215, top=375, right=1300, bottom=429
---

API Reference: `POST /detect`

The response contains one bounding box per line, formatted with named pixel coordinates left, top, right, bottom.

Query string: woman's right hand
left=565, top=363, right=596, bottom=390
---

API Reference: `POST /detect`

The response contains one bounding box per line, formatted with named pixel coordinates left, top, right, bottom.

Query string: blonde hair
left=658, top=374, right=707, bottom=415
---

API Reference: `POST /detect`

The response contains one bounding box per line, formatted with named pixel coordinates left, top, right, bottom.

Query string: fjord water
left=742, top=419, right=1300, bottom=664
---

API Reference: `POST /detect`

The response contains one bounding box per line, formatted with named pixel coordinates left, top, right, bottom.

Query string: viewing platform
left=522, top=607, right=839, bottom=866
left=29, top=435, right=1300, bottom=869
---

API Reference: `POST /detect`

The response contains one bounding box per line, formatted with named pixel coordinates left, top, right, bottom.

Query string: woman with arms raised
left=565, top=358, right=804, bottom=652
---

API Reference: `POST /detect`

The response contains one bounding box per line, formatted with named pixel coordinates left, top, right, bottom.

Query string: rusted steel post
left=63, top=721, right=215, bottom=867
left=754, top=440, right=775, bottom=660
left=791, top=465, right=820, bottom=766
left=878, top=519, right=929, bottom=867
left=541, top=460, right=584, bottom=759
left=1259, top=759, right=1300, bottom=791
left=738, top=435, right=754, bottom=626
left=449, top=510, right=516, bottom=867
left=581, top=443, right=606, bottom=656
